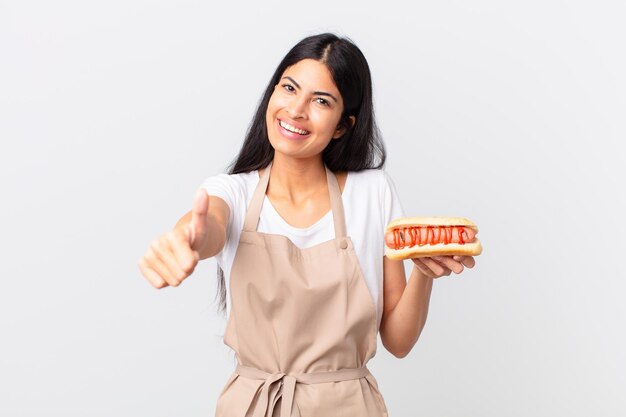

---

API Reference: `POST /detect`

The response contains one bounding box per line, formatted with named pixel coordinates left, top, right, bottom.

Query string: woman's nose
left=286, top=96, right=307, bottom=119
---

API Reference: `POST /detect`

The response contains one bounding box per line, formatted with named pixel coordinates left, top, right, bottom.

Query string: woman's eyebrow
left=282, top=76, right=338, bottom=103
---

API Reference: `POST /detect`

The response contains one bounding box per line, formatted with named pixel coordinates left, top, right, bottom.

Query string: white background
left=1, top=1, right=625, bottom=416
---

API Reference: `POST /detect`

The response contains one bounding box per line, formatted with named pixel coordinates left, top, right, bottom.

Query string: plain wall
left=1, top=0, right=624, bottom=416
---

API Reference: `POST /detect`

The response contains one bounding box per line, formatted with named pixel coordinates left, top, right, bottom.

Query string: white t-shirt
left=201, top=168, right=406, bottom=331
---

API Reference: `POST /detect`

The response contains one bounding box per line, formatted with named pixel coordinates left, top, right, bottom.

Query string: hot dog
left=384, top=216, right=483, bottom=260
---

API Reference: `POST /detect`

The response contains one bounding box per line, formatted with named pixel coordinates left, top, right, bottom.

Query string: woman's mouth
left=278, top=119, right=311, bottom=138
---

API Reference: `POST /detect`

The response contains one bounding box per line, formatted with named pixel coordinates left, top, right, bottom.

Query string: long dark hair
left=213, top=33, right=387, bottom=316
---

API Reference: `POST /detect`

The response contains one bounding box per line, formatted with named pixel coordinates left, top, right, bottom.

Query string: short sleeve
left=381, top=171, right=406, bottom=257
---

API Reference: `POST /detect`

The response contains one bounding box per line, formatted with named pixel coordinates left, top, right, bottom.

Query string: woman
left=139, top=33, right=475, bottom=417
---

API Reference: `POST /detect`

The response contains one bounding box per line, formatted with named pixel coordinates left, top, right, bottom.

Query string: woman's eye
left=316, top=98, right=330, bottom=106
left=282, top=84, right=295, bottom=92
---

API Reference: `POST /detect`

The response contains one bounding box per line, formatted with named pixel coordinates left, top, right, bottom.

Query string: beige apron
left=215, top=161, right=389, bottom=417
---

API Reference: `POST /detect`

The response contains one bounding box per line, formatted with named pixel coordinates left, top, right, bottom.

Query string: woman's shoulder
left=201, top=170, right=260, bottom=198
left=204, top=170, right=258, bottom=185
left=347, top=168, right=391, bottom=186
left=345, top=169, right=401, bottom=205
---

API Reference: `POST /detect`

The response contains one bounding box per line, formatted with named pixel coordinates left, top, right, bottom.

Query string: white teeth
left=279, top=120, right=309, bottom=135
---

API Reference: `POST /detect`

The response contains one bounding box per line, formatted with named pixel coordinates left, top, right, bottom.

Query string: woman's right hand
left=138, top=189, right=210, bottom=289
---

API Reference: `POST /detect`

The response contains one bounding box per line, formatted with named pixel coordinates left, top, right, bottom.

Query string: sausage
left=385, top=226, right=476, bottom=250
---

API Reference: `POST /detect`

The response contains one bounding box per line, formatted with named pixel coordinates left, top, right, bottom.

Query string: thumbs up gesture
left=188, top=188, right=210, bottom=253
left=139, top=189, right=211, bottom=289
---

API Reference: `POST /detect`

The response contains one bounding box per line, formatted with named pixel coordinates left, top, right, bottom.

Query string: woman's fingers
left=148, top=239, right=186, bottom=287
left=411, top=255, right=476, bottom=280
left=139, top=231, right=200, bottom=288
left=139, top=247, right=173, bottom=288
left=453, top=255, right=476, bottom=268
left=138, top=256, right=167, bottom=289
left=166, top=229, right=199, bottom=275
left=420, top=257, right=451, bottom=278
left=433, top=256, right=464, bottom=274
left=412, top=258, right=437, bottom=278
left=412, top=258, right=451, bottom=278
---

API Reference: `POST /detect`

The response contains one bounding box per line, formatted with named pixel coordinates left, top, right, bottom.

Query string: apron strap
left=325, top=164, right=347, bottom=238
left=242, top=161, right=273, bottom=233
left=242, top=160, right=347, bottom=239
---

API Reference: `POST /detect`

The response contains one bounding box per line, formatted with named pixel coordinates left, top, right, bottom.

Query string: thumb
left=189, top=188, right=209, bottom=248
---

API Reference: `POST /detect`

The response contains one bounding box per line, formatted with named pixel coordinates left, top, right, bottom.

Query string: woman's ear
left=332, top=116, right=356, bottom=139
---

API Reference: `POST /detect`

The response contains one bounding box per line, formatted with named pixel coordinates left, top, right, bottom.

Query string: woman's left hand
left=411, top=255, right=476, bottom=279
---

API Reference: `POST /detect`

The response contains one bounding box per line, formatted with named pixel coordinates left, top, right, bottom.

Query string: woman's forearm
left=381, top=265, right=434, bottom=358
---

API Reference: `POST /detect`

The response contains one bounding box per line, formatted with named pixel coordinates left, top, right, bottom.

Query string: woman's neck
left=266, top=155, right=328, bottom=204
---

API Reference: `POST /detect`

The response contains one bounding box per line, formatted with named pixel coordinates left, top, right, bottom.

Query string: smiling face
left=265, top=59, right=348, bottom=162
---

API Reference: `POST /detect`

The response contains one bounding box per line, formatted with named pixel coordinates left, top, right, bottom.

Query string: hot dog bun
left=385, top=216, right=483, bottom=261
